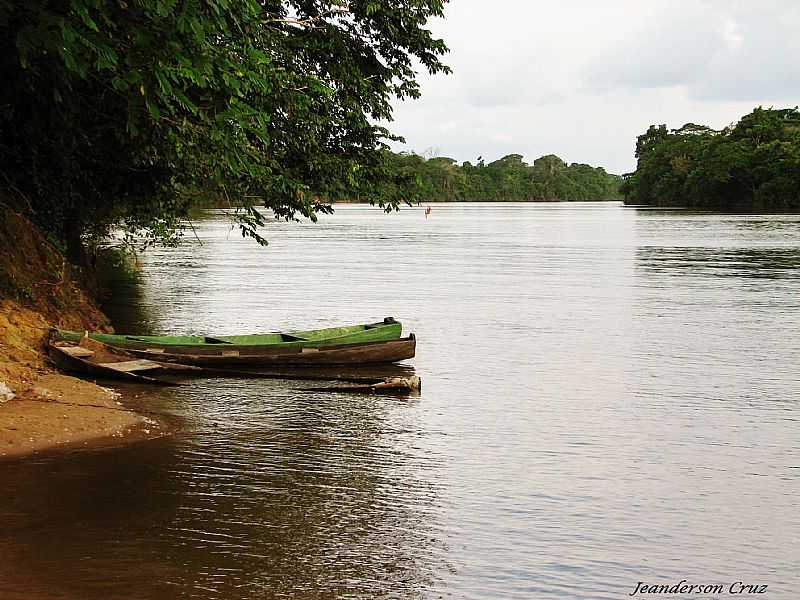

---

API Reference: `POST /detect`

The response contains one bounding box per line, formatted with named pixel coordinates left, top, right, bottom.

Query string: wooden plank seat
left=96, top=359, right=163, bottom=373
left=59, top=346, right=95, bottom=358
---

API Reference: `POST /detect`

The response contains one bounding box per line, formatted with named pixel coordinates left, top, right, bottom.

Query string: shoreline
left=331, top=198, right=622, bottom=204
left=0, top=373, right=168, bottom=461
left=0, top=208, right=169, bottom=461
left=0, top=296, right=167, bottom=462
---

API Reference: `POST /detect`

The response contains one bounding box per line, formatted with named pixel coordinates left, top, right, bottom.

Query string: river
left=1, top=202, right=799, bottom=599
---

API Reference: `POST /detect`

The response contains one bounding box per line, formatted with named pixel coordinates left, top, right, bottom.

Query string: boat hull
left=47, top=344, right=180, bottom=385
left=122, top=335, right=417, bottom=367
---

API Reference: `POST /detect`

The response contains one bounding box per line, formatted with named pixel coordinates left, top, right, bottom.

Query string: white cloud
left=387, top=0, right=800, bottom=174
left=585, top=0, right=800, bottom=102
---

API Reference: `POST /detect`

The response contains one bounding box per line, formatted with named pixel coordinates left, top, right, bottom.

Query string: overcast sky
left=388, top=0, right=800, bottom=174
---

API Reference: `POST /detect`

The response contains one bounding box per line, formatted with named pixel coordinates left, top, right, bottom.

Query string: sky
left=387, top=0, right=800, bottom=174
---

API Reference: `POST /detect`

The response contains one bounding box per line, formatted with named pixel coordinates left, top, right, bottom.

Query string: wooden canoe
left=53, top=318, right=403, bottom=351
left=49, top=337, right=419, bottom=384
left=47, top=339, right=192, bottom=385
left=119, top=335, right=417, bottom=367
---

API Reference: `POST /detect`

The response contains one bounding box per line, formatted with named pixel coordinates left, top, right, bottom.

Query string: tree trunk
left=64, top=214, right=87, bottom=266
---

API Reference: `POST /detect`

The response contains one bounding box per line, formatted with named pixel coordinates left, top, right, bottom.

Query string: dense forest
left=622, top=107, right=800, bottom=211
left=0, top=1, right=449, bottom=262
left=352, top=151, right=623, bottom=203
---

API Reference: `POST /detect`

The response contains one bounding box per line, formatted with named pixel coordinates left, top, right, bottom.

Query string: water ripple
left=1, top=203, right=799, bottom=598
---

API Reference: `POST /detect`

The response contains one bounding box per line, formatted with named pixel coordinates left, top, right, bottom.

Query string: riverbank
left=0, top=208, right=164, bottom=460
left=0, top=373, right=160, bottom=460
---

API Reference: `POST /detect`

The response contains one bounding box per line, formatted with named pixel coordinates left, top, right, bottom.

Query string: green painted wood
left=54, top=318, right=403, bottom=350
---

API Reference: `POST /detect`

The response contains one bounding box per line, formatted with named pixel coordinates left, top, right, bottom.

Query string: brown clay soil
left=0, top=207, right=166, bottom=459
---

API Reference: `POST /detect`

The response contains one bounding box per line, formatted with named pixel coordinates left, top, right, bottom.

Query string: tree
left=531, top=154, right=566, bottom=199
left=0, top=0, right=451, bottom=263
left=351, top=151, right=622, bottom=203
left=635, top=124, right=670, bottom=159
left=624, top=108, right=800, bottom=211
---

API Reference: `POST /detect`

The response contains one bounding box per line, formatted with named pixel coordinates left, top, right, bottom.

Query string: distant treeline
left=622, top=107, right=800, bottom=211
left=350, top=152, right=623, bottom=203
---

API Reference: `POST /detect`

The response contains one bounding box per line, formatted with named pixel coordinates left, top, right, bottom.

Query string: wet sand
left=0, top=374, right=165, bottom=460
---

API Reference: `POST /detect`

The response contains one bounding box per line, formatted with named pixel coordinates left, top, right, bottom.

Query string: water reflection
left=0, top=380, right=443, bottom=598
left=632, top=210, right=800, bottom=280
left=636, top=247, right=800, bottom=278
left=96, top=249, right=157, bottom=335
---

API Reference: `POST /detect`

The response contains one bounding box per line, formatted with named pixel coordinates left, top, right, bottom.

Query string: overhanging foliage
left=0, top=0, right=450, bottom=262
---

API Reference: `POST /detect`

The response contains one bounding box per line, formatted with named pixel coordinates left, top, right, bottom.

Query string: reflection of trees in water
left=0, top=440, right=185, bottom=599
left=0, top=390, right=446, bottom=599
left=95, top=247, right=157, bottom=335
left=635, top=246, right=800, bottom=279
left=731, top=218, right=800, bottom=232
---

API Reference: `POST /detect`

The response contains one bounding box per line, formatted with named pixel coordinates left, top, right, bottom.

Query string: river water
left=1, top=203, right=799, bottom=599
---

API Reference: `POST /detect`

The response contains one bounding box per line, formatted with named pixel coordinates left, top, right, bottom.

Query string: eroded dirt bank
left=0, top=208, right=164, bottom=459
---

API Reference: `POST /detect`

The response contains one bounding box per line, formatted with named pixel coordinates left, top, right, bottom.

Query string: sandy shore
left=0, top=305, right=166, bottom=461
left=0, top=210, right=167, bottom=460
left=0, top=373, right=165, bottom=460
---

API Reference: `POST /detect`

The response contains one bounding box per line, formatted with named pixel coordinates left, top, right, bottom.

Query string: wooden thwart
left=96, top=359, right=163, bottom=373
left=60, top=346, right=94, bottom=358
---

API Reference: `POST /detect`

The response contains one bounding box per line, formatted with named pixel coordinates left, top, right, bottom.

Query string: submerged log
left=300, top=376, right=421, bottom=395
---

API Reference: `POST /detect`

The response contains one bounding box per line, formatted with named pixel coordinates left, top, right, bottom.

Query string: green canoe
left=54, top=317, right=403, bottom=351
